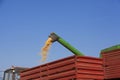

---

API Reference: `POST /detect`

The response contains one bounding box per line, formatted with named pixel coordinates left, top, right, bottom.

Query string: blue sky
left=0, top=0, right=120, bottom=72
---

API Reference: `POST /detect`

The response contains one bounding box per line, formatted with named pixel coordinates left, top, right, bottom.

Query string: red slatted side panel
left=20, top=66, right=40, bottom=80
left=101, top=49, right=120, bottom=79
left=40, top=56, right=76, bottom=80
left=20, top=55, right=76, bottom=80
left=76, top=56, right=104, bottom=80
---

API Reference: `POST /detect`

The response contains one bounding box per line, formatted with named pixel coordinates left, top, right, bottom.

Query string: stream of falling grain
left=41, top=38, right=53, bottom=62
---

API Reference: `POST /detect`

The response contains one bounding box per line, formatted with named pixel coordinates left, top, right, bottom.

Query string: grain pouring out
left=41, top=37, right=53, bottom=61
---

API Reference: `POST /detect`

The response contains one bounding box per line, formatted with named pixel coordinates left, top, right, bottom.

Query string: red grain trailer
left=20, top=55, right=104, bottom=80
left=101, top=44, right=120, bottom=80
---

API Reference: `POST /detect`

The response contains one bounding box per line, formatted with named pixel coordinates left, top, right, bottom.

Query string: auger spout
left=49, top=32, right=84, bottom=56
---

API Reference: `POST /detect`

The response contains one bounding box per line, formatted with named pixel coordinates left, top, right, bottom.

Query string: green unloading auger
left=49, top=32, right=84, bottom=56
